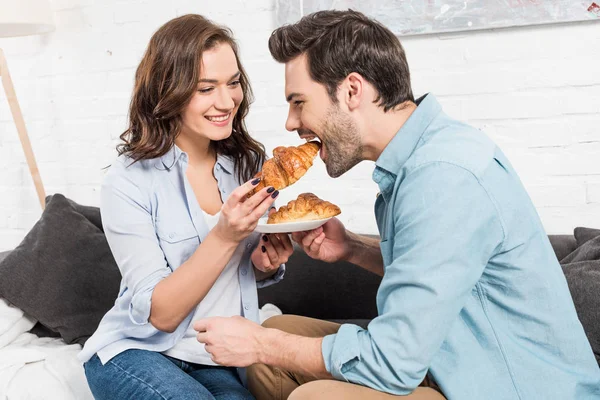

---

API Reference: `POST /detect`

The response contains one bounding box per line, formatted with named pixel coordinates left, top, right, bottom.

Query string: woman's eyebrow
left=198, top=71, right=241, bottom=83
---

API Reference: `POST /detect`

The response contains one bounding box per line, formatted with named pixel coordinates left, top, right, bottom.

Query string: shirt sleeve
left=321, top=162, right=505, bottom=394
left=101, top=162, right=171, bottom=326
left=256, top=263, right=286, bottom=288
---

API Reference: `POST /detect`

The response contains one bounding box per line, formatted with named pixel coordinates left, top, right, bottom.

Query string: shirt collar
left=374, top=93, right=441, bottom=176
left=157, top=144, right=233, bottom=175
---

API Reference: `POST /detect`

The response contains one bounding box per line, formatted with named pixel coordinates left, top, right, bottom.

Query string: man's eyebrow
left=286, top=92, right=302, bottom=102
left=198, top=71, right=241, bottom=83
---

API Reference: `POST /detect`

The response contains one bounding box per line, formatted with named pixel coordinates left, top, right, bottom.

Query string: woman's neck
left=175, top=133, right=215, bottom=169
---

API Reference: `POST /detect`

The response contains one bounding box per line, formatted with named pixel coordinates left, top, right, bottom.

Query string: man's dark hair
left=269, top=9, right=414, bottom=112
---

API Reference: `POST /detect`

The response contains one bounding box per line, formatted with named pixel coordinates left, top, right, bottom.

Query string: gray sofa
left=257, top=234, right=578, bottom=327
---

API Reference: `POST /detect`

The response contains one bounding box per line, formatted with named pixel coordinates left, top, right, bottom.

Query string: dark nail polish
left=266, top=187, right=275, bottom=193
left=261, top=245, right=266, bottom=253
left=262, top=235, right=268, bottom=242
left=251, top=178, right=261, bottom=185
left=271, top=190, right=279, bottom=198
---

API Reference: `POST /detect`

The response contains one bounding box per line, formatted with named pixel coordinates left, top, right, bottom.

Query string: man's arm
left=319, top=163, right=505, bottom=394
left=259, top=329, right=332, bottom=379
left=344, top=231, right=384, bottom=276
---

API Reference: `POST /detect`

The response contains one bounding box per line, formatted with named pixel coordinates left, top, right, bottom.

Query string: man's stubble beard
left=321, top=105, right=364, bottom=178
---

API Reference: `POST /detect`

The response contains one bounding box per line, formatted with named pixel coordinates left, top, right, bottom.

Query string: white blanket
left=0, top=299, right=93, bottom=400
left=0, top=298, right=282, bottom=399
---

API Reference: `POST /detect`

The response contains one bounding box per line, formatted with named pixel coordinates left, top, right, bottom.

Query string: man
left=194, top=10, right=600, bottom=400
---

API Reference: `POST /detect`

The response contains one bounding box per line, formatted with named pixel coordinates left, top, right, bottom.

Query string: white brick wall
left=0, top=1, right=599, bottom=251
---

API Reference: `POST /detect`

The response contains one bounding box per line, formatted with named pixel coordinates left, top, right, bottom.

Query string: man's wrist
left=257, top=327, right=281, bottom=365
left=342, top=230, right=360, bottom=263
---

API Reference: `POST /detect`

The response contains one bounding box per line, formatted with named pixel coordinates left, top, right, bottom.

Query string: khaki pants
left=247, top=315, right=446, bottom=400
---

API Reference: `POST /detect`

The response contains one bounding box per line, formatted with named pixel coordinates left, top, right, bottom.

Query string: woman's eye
left=198, top=87, right=213, bottom=93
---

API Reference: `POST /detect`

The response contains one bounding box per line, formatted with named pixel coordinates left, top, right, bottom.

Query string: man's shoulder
left=406, top=119, right=497, bottom=180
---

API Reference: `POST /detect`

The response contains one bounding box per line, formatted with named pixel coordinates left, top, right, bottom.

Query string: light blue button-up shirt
left=79, top=145, right=284, bottom=365
left=321, top=94, right=600, bottom=399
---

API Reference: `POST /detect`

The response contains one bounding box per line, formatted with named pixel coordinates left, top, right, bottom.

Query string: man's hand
left=291, top=217, right=350, bottom=263
left=194, top=316, right=265, bottom=367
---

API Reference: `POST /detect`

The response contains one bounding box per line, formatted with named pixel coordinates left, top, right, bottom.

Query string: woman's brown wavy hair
left=117, top=14, right=265, bottom=182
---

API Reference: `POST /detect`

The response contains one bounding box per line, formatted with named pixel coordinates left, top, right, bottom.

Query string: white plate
left=254, top=216, right=333, bottom=233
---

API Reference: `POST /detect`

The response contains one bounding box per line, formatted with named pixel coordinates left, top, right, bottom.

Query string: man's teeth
left=206, top=113, right=230, bottom=122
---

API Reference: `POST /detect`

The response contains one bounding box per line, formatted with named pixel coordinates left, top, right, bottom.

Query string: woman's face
left=180, top=43, right=243, bottom=144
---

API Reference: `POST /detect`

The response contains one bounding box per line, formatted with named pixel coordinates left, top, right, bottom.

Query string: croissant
left=248, top=141, right=321, bottom=197
left=268, top=193, right=341, bottom=224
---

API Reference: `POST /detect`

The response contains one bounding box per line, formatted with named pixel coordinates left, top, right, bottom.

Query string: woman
left=79, top=14, right=293, bottom=400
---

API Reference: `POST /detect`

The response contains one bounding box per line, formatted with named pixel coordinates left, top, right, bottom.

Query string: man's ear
left=342, top=72, right=364, bottom=111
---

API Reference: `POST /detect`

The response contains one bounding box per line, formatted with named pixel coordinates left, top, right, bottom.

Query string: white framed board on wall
left=276, top=0, right=600, bottom=36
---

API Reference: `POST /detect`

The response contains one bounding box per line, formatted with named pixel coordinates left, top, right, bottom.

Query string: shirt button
left=244, top=304, right=250, bottom=310
left=241, top=268, right=247, bottom=276
left=169, top=233, right=175, bottom=239
left=246, top=243, right=252, bottom=249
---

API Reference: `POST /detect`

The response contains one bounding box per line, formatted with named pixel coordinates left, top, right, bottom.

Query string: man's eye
left=294, top=101, right=303, bottom=106
left=229, top=80, right=241, bottom=87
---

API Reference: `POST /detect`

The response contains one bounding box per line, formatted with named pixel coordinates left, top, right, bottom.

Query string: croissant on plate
left=268, top=193, right=341, bottom=224
left=248, top=141, right=321, bottom=197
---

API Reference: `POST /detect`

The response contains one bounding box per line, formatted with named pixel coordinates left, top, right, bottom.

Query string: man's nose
left=285, top=109, right=300, bottom=132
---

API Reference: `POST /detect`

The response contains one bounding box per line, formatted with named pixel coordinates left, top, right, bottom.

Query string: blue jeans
left=84, top=349, right=254, bottom=400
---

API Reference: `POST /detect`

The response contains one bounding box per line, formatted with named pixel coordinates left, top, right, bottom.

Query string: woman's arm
left=150, top=231, right=238, bottom=332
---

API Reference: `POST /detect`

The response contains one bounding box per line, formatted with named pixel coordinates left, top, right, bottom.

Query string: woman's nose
left=215, top=87, right=235, bottom=110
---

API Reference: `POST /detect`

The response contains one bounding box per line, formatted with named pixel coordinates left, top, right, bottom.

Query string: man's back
left=373, top=94, right=600, bottom=399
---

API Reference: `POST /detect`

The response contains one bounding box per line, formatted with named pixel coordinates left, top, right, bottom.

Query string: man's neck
left=362, top=101, right=417, bottom=161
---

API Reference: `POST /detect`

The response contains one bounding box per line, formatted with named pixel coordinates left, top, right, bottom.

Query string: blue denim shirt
left=79, top=145, right=284, bottom=365
left=321, top=94, right=600, bottom=399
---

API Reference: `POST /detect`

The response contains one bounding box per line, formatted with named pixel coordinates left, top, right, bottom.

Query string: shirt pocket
left=379, top=239, right=393, bottom=268
left=155, top=222, right=199, bottom=270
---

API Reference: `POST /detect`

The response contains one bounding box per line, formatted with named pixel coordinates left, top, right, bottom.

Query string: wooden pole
left=0, top=48, right=46, bottom=209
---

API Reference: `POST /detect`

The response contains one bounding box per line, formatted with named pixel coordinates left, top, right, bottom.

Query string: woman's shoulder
left=103, top=153, right=160, bottom=191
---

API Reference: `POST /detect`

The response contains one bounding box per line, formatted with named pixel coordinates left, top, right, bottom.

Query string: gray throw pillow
left=574, top=227, right=600, bottom=248
left=560, top=232, right=600, bottom=365
left=0, top=194, right=121, bottom=345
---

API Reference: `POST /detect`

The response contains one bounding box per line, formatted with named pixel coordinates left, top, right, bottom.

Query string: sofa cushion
left=560, top=231, right=600, bottom=365
left=0, top=194, right=121, bottom=345
left=574, top=227, right=600, bottom=248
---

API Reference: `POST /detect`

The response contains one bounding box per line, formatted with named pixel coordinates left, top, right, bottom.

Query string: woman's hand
left=213, top=178, right=279, bottom=244
left=251, top=209, right=294, bottom=274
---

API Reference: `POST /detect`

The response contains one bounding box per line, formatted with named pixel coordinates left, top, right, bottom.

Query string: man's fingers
left=301, top=226, right=324, bottom=249
left=226, top=178, right=263, bottom=207
left=193, top=319, right=209, bottom=332
left=291, top=231, right=306, bottom=244
left=196, top=331, right=210, bottom=344
left=309, top=232, right=326, bottom=254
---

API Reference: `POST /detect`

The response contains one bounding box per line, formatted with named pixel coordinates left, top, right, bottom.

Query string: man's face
left=284, top=54, right=363, bottom=178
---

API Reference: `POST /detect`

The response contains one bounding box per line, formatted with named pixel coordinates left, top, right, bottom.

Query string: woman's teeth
left=206, top=113, right=230, bottom=122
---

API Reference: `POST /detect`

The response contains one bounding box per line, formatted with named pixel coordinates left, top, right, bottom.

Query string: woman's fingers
left=279, top=233, right=294, bottom=254
left=226, top=177, right=263, bottom=208
left=246, top=190, right=279, bottom=222
left=242, top=186, right=276, bottom=212
left=261, top=240, right=279, bottom=267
